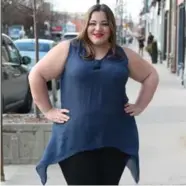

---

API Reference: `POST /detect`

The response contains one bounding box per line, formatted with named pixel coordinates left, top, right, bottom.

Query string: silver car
left=2, top=34, right=32, bottom=113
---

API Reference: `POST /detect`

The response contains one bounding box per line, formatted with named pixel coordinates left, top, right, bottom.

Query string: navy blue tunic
left=36, top=40, right=140, bottom=185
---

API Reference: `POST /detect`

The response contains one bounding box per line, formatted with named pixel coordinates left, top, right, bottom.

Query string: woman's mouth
left=93, top=33, right=104, bottom=38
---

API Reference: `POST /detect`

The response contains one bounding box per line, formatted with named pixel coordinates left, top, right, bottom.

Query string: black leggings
left=58, top=147, right=130, bottom=185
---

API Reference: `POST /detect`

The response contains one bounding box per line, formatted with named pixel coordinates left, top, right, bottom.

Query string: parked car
left=2, top=34, right=32, bottom=113
left=61, top=32, right=79, bottom=40
left=14, top=38, right=56, bottom=70
left=14, top=38, right=59, bottom=90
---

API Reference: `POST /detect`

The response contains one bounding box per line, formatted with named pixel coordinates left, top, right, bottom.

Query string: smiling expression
left=87, top=11, right=111, bottom=46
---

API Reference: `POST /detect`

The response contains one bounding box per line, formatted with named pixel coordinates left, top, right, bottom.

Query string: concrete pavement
left=2, top=45, right=186, bottom=185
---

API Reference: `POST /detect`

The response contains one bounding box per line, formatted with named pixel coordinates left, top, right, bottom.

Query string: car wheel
left=18, top=88, right=33, bottom=113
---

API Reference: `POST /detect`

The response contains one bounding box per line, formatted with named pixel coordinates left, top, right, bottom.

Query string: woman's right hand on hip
left=44, top=108, right=70, bottom=123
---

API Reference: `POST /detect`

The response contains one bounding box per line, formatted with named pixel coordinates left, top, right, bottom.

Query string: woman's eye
left=88, top=22, right=109, bottom=26
left=88, top=23, right=96, bottom=26
left=102, top=23, right=109, bottom=26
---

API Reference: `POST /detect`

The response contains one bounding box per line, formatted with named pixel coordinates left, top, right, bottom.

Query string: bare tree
left=15, top=0, right=44, bottom=117
left=17, top=0, right=59, bottom=115
left=2, top=0, right=50, bottom=35
left=2, top=0, right=65, bottom=116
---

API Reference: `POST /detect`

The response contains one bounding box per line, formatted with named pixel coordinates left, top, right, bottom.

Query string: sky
left=47, top=0, right=143, bottom=22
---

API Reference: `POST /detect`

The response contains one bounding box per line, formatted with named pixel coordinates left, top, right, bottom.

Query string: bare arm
left=124, top=47, right=159, bottom=111
left=28, top=40, right=70, bottom=114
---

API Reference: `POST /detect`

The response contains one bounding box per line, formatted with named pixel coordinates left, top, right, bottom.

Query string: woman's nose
left=95, top=24, right=102, bottom=31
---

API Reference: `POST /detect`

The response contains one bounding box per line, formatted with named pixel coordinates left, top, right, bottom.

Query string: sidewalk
left=1, top=44, right=186, bottom=185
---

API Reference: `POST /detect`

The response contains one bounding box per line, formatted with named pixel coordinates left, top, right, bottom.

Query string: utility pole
left=1, top=115, right=5, bottom=182
left=33, top=0, right=40, bottom=118
left=96, top=0, right=100, bottom=4
left=1, top=0, right=6, bottom=181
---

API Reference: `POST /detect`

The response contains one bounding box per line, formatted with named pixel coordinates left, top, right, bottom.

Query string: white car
left=14, top=38, right=58, bottom=90
left=14, top=39, right=56, bottom=70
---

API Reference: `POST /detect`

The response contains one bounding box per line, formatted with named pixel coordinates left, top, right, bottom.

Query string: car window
left=15, top=42, right=50, bottom=52
left=63, top=34, right=77, bottom=40
left=6, top=41, right=22, bottom=64
left=1, top=41, right=9, bottom=63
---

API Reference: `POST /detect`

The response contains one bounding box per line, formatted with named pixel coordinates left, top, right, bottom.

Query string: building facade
left=139, top=0, right=186, bottom=87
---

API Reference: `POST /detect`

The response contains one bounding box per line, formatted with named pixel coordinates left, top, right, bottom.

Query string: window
left=15, top=42, right=50, bottom=52
left=6, top=42, right=21, bottom=64
left=1, top=41, right=9, bottom=63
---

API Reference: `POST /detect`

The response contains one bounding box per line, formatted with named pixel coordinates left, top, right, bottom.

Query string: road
left=3, top=45, right=186, bottom=185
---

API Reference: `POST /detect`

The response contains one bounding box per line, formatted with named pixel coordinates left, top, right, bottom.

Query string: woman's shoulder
left=113, top=44, right=128, bottom=61
left=122, top=46, right=135, bottom=58
left=55, top=39, right=82, bottom=56
left=57, top=38, right=81, bottom=49
left=57, top=40, right=71, bottom=51
left=71, top=38, right=82, bottom=47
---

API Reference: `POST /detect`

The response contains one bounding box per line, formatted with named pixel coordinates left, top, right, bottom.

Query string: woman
left=137, top=34, right=145, bottom=57
left=29, top=4, right=159, bottom=185
left=147, top=32, right=154, bottom=45
left=146, top=35, right=158, bottom=64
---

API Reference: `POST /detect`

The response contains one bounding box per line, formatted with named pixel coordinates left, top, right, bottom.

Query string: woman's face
left=87, top=11, right=111, bottom=46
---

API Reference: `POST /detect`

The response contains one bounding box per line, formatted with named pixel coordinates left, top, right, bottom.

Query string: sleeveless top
left=36, top=40, right=140, bottom=185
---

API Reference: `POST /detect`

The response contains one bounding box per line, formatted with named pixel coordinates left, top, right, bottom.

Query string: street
left=2, top=47, right=186, bottom=185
